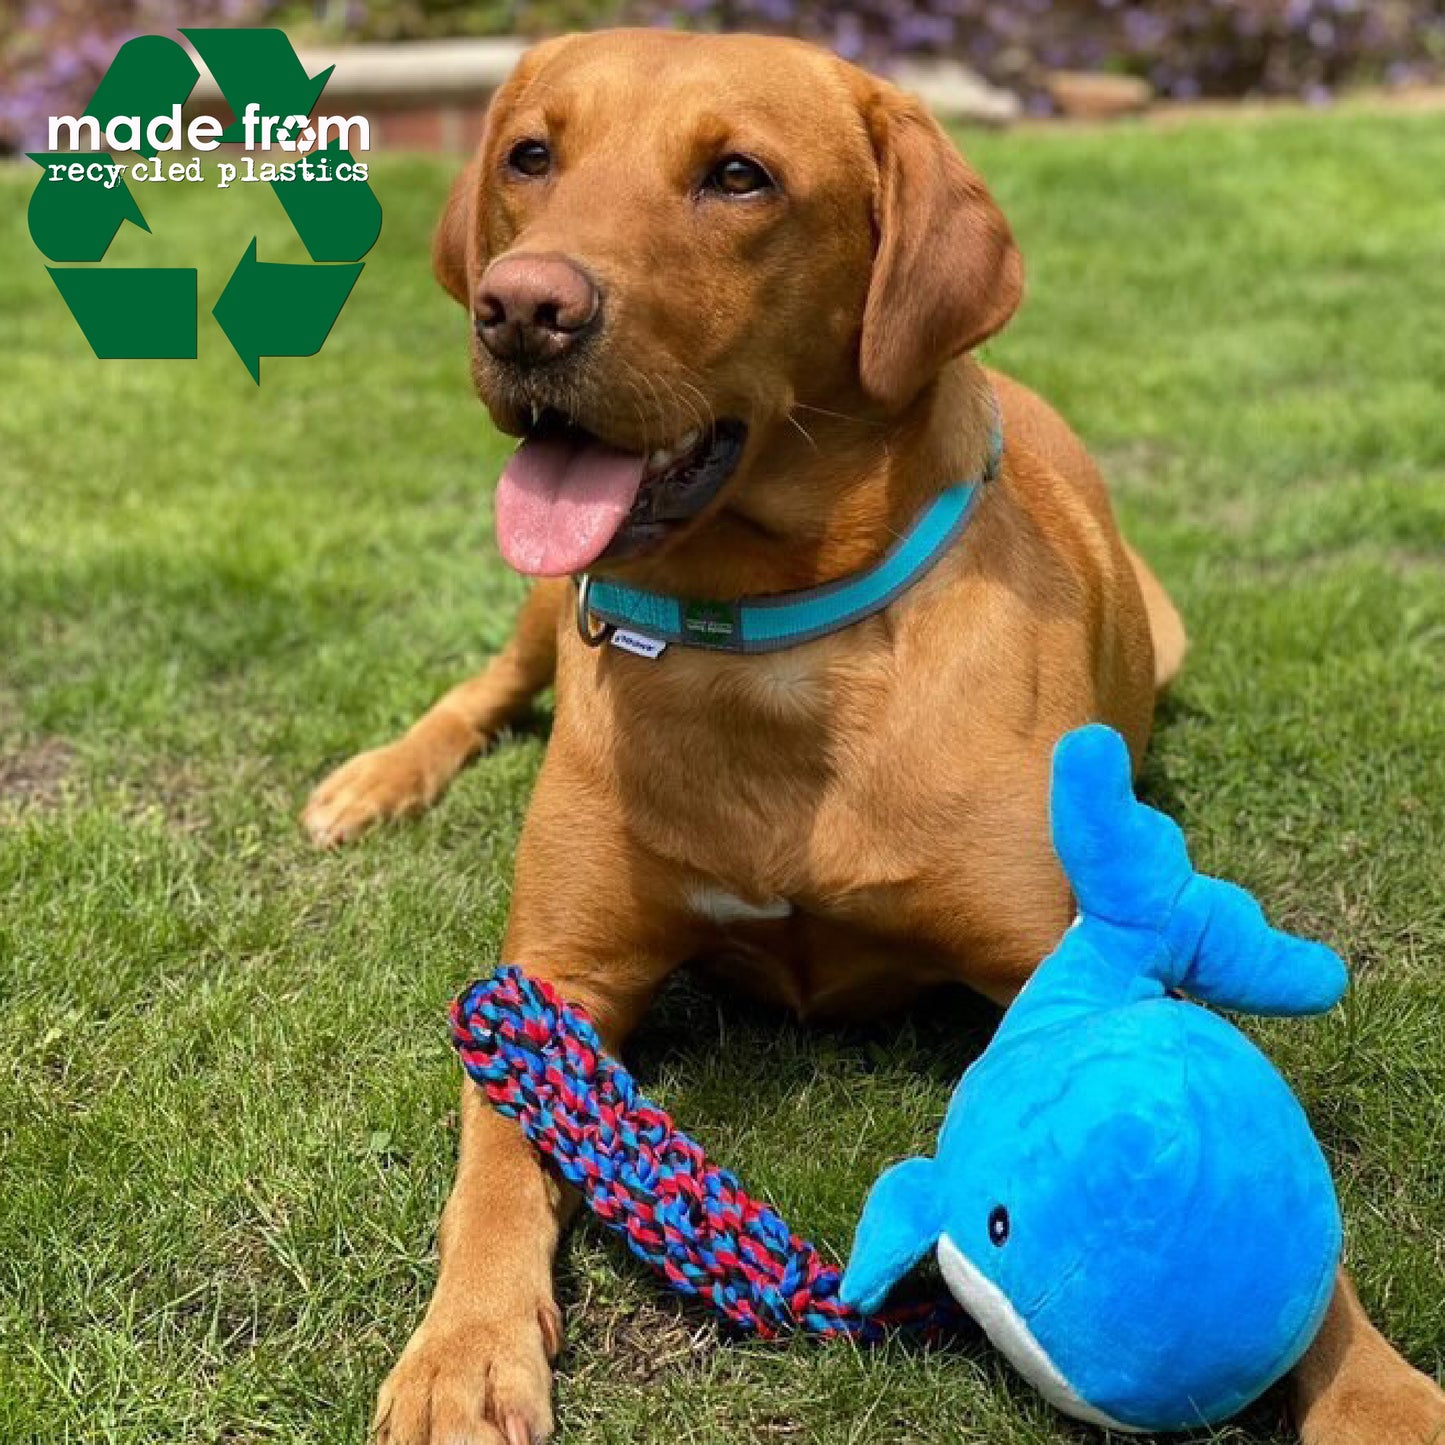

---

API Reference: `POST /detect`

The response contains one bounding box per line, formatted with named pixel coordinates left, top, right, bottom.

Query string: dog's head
left=434, top=29, right=1022, bottom=578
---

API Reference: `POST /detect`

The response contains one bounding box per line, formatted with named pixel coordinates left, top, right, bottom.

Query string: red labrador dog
left=303, top=30, right=1445, bottom=1445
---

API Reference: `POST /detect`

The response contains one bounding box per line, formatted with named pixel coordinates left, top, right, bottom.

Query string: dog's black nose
left=476, top=254, right=600, bottom=365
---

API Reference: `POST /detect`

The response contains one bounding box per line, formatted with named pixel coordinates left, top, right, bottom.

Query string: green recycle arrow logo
left=27, top=28, right=381, bottom=381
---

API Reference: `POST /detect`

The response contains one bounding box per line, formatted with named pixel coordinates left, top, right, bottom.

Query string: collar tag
left=610, top=627, right=668, bottom=660
left=681, top=599, right=739, bottom=647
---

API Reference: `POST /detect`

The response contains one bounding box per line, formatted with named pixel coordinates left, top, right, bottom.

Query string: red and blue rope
left=450, top=966, right=961, bottom=1343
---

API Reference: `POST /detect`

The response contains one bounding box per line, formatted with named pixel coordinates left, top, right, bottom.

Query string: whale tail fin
left=1168, top=873, right=1348, bottom=1016
left=1050, top=724, right=1194, bottom=934
left=1048, top=725, right=1347, bottom=1017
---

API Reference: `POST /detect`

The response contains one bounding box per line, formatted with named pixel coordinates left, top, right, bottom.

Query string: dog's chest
left=597, top=655, right=949, bottom=907
left=560, top=621, right=1070, bottom=1008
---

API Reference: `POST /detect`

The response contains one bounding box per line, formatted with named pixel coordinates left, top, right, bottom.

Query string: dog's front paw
left=374, top=1303, right=560, bottom=1445
left=302, top=739, right=450, bottom=847
left=1296, top=1343, right=1445, bottom=1445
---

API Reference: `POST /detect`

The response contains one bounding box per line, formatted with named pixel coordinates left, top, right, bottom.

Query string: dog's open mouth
left=494, top=409, right=747, bottom=577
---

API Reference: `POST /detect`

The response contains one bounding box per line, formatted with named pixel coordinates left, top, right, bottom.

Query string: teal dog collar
left=576, top=407, right=1004, bottom=655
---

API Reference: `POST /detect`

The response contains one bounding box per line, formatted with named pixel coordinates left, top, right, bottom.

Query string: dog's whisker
left=618, top=374, right=652, bottom=453
left=793, top=401, right=885, bottom=429
left=668, top=376, right=717, bottom=440
left=630, top=362, right=672, bottom=445
left=613, top=359, right=655, bottom=449
left=785, top=411, right=820, bottom=452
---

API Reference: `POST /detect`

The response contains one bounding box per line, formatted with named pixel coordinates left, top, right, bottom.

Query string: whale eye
left=988, top=1205, right=1010, bottom=1246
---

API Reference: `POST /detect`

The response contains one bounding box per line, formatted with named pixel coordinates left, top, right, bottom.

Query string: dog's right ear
left=431, top=37, right=575, bottom=309
left=432, top=156, right=481, bottom=307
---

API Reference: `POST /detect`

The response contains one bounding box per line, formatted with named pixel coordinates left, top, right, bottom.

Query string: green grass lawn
left=2, top=108, right=1443, bottom=1445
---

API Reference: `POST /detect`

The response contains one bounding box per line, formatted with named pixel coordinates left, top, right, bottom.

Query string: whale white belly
left=936, top=1235, right=1138, bottom=1434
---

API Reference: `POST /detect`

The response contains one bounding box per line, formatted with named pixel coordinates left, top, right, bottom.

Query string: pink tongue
left=494, top=435, right=648, bottom=577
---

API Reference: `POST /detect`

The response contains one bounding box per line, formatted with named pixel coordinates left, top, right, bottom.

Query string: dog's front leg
left=374, top=1079, right=568, bottom=1445
left=1293, top=1271, right=1444, bottom=1445
left=303, top=580, right=566, bottom=848
left=374, top=772, right=699, bottom=1445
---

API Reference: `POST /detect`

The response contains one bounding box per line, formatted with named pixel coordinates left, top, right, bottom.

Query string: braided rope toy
left=450, top=965, right=962, bottom=1343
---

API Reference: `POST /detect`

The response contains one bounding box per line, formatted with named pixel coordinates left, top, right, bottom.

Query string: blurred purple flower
left=1, top=0, right=268, bottom=154
left=5, top=0, right=1441, bottom=156
left=892, top=11, right=953, bottom=47
left=1122, top=7, right=1170, bottom=50
left=831, top=11, right=865, bottom=59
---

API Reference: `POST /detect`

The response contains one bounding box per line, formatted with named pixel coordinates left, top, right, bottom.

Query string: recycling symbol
left=27, top=29, right=382, bottom=382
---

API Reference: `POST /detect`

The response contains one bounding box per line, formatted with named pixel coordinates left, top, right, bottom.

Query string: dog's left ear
left=859, top=92, right=1024, bottom=409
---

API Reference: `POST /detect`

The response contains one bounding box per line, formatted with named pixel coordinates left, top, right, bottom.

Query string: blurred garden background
left=4, top=0, right=1445, bottom=154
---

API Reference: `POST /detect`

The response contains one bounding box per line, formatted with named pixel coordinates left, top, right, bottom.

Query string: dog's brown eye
left=507, top=140, right=551, bottom=178
left=705, top=155, right=774, bottom=197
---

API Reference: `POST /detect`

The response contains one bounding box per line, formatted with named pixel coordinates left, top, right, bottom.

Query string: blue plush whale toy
left=840, top=724, right=1347, bottom=1433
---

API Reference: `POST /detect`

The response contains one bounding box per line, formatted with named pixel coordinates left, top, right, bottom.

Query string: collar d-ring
left=575, top=573, right=614, bottom=648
